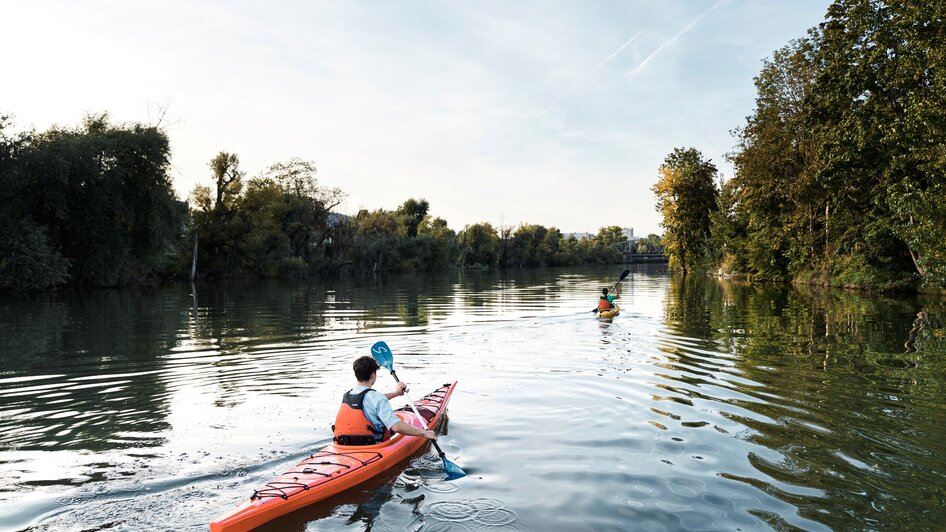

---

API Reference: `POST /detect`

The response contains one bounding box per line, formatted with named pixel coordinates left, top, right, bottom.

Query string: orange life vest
left=598, top=296, right=613, bottom=311
left=333, top=388, right=390, bottom=446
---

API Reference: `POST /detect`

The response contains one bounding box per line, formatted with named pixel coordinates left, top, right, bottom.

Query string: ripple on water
left=471, top=507, right=517, bottom=526
left=467, top=497, right=506, bottom=510
left=424, top=500, right=477, bottom=521
left=423, top=481, right=460, bottom=493
left=418, top=498, right=519, bottom=530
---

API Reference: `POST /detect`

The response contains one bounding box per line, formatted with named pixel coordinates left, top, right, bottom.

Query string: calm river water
left=1, top=266, right=945, bottom=531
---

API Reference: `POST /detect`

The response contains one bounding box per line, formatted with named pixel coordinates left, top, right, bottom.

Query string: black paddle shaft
left=389, top=370, right=448, bottom=458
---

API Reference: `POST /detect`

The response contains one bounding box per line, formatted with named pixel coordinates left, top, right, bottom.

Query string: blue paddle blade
left=372, top=340, right=464, bottom=479
left=442, top=456, right=466, bottom=479
left=370, top=341, right=394, bottom=371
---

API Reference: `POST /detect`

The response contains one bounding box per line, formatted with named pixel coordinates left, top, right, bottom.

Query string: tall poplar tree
left=652, top=148, right=720, bottom=274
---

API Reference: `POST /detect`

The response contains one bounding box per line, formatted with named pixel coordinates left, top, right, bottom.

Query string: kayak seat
left=334, top=434, right=378, bottom=446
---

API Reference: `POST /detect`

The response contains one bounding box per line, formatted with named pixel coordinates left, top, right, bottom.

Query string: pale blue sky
left=2, top=0, right=830, bottom=235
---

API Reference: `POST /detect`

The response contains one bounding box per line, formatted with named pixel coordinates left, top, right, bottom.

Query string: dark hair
left=601, top=288, right=609, bottom=296
left=353, top=356, right=380, bottom=381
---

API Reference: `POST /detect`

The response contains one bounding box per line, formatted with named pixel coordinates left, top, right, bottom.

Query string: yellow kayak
left=596, top=304, right=620, bottom=319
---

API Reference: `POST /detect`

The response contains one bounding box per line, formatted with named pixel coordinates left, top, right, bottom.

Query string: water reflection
left=1, top=267, right=945, bottom=531
left=0, top=288, right=187, bottom=452
left=0, top=272, right=568, bottom=456
left=659, top=275, right=946, bottom=530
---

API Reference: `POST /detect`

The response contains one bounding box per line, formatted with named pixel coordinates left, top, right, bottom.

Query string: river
left=1, top=266, right=944, bottom=531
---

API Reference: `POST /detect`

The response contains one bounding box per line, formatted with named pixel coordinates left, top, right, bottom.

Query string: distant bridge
left=620, top=253, right=668, bottom=264
left=612, top=240, right=668, bottom=264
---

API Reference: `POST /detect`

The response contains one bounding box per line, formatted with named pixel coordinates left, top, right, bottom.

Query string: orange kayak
left=596, top=304, right=620, bottom=319
left=209, top=381, right=458, bottom=531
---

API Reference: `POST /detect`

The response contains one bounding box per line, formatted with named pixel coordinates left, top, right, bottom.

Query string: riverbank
left=713, top=261, right=946, bottom=296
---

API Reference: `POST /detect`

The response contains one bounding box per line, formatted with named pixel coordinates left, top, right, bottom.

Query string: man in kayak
left=598, top=285, right=619, bottom=311
left=333, top=356, right=437, bottom=445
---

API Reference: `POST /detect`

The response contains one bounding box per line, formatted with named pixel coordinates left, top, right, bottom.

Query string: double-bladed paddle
left=370, top=341, right=466, bottom=480
left=591, top=269, right=631, bottom=313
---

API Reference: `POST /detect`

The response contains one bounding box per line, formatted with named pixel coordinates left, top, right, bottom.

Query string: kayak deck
left=210, top=381, right=457, bottom=532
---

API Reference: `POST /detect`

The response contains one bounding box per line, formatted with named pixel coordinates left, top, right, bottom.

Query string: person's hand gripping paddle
left=370, top=341, right=466, bottom=480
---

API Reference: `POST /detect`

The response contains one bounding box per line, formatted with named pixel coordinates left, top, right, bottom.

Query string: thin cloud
left=628, top=0, right=732, bottom=77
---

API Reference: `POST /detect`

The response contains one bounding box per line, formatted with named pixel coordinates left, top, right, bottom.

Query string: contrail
left=540, top=30, right=645, bottom=113
left=587, top=31, right=645, bottom=79
left=561, top=30, right=645, bottom=95
left=628, top=0, right=732, bottom=77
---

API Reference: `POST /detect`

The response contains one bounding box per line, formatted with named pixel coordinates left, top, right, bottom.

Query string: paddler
left=598, top=284, right=619, bottom=311
left=333, top=356, right=437, bottom=446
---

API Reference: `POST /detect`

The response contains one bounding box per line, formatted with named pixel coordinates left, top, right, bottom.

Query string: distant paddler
left=598, top=285, right=619, bottom=312
left=591, top=269, right=629, bottom=314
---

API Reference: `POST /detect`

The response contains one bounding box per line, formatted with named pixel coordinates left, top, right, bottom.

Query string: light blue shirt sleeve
left=363, top=390, right=403, bottom=430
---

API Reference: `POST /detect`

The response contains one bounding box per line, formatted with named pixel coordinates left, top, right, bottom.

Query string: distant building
left=621, top=227, right=637, bottom=241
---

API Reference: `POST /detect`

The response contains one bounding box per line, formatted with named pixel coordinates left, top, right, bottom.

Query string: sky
left=1, top=0, right=831, bottom=236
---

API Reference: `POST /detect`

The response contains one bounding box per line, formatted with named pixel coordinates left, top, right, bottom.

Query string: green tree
left=346, top=203, right=459, bottom=272
left=713, top=0, right=946, bottom=288
left=459, top=223, right=500, bottom=268
left=590, top=226, right=627, bottom=264
left=724, top=0, right=946, bottom=289
left=727, top=34, right=822, bottom=280
left=3, top=113, right=182, bottom=288
left=351, top=208, right=402, bottom=272
left=811, top=0, right=946, bottom=287
left=541, top=227, right=563, bottom=265
left=237, top=178, right=294, bottom=277
left=262, top=158, right=344, bottom=269
left=0, top=117, right=71, bottom=290
left=652, top=148, right=720, bottom=273
left=417, top=215, right=460, bottom=270
left=709, top=179, right=749, bottom=274
left=635, top=234, right=664, bottom=254
left=210, top=152, right=243, bottom=210
left=397, top=198, right=430, bottom=238
left=506, top=224, right=552, bottom=267
left=188, top=152, right=246, bottom=277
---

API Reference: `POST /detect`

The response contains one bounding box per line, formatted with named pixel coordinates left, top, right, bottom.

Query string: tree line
left=653, top=0, right=945, bottom=291
left=0, top=114, right=661, bottom=291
